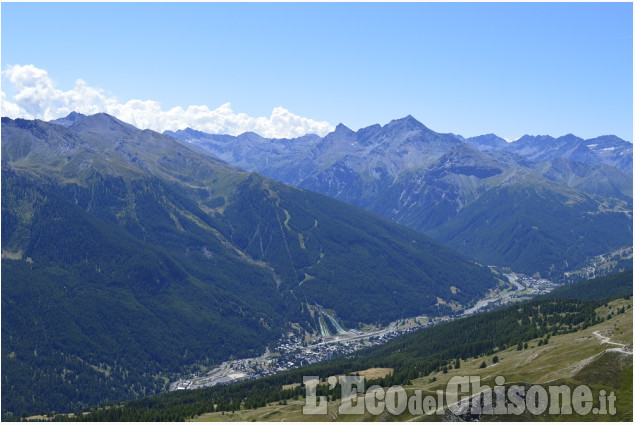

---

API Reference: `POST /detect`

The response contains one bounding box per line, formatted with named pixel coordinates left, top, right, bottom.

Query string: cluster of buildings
left=518, top=275, right=559, bottom=295
left=171, top=272, right=560, bottom=392
left=256, top=324, right=430, bottom=375
left=171, top=318, right=432, bottom=391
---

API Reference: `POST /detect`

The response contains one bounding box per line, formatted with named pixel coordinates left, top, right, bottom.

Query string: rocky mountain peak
left=385, top=115, right=427, bottom=132
left=49, top=111, right=87, bottom=127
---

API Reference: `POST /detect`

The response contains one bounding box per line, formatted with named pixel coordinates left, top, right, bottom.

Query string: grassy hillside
left=195, top=297, right=631, bottom=422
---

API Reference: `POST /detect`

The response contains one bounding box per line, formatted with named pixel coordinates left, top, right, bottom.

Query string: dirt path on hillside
left=592, top=330, right=632, bottom=355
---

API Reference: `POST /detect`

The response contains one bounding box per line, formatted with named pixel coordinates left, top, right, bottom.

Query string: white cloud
left=1, top=64, right=334, bottom=138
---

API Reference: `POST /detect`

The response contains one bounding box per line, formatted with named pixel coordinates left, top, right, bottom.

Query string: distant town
left=170, top=271, right=559, bottom=391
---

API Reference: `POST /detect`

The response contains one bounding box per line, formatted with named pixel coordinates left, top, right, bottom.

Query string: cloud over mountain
left=1, top=64, right=334, bottom=138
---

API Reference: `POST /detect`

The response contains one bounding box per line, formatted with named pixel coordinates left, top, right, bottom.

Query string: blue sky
left=1, top=2, right=633, bottom=140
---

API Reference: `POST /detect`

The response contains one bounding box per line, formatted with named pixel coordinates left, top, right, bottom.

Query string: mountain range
left=1, top=113, right=496, bottom=416
left=2, top=112, right=631, bottom=417
left=166, top=116, right=632, bottom=278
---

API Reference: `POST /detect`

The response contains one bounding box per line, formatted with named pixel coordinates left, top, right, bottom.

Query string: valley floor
left=14, top=269, right=563, bottom=421
left=170, top=270, right=557, bottom=392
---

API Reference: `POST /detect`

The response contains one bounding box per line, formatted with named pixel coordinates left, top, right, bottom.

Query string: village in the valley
left=170, top=271, right=558, bottom=391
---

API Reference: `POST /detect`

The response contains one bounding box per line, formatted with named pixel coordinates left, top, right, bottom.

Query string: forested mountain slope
left=1, top=114, right=496, bottom=416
